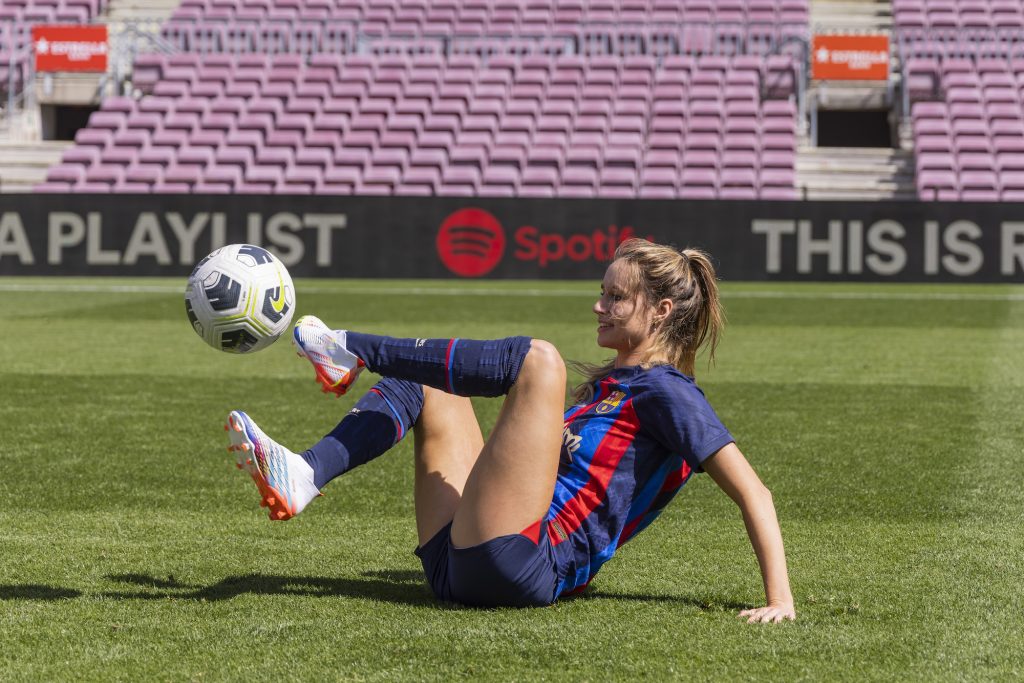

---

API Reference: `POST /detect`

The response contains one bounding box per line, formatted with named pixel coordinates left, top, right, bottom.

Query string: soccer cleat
left=226, top=410, right=320, bottom=521
left=291, top=315, right=365, bottom=396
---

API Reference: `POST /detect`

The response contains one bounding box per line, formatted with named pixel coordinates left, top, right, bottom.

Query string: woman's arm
left=702, top=442, right=795, bottom=624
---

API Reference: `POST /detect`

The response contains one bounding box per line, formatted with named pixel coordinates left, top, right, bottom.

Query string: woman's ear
left=654, top=298, right=674, bottom=324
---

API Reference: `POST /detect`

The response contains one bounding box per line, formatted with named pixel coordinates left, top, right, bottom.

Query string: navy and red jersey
left=546, top=364, right=734, bottom=597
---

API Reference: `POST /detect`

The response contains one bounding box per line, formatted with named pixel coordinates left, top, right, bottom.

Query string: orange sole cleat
left=291, top=315, right=365, bottom=397
left=312, top=357, right=365, bottom=397
left=225, top=411, right=320, bottom=521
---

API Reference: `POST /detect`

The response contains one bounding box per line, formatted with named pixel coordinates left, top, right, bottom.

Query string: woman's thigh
left=412, top=386, right=484, bottom=547
left=450, top=340, right=566, bottom=548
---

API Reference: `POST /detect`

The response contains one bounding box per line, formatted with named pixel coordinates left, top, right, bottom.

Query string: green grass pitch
left=1, top=277, right=1022, bottom=681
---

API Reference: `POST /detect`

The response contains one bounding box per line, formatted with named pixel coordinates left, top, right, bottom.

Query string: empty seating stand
left=39, top=52, right=801, bottom=197
left=35, top=0, right=807, bottom=198
left=897, top=0, right=1024, bottom=200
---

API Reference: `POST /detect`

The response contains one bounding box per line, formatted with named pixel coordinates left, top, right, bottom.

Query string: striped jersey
left=546, top=364, right=734, bottom=597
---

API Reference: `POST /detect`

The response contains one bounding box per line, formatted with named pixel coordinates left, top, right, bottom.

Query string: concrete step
left=802, top=187, right=918, bottom=201
left=797, top=154, right=912, bottom=168
left=106, top=7, right=177, bottom=21
left=799, top=146, right=910, bottom=161
left=797, top=140, right=917, bottom=199
left=0, top=142, right=72, bottom=162
left=1, top=180, right=48, bottom=192
left=107, top=0, right=179, bottom=7
left=811, top=1, right=892, bottom=34
left=0, top=140, right=69, bottom=191
left=799, top=174, right=911, bottom=190
left=810, top=15, right=892, bottom=28
left=0, top=110, right=40, bottom=143
left=0, top=177, right=47, bottom=193
left=0, top=183, right=41, bottom=194
left=799, top=174, right=916, bottom=188
left=811, top=0, right=892, bottom=18
left=103, top=0, right=179, bottom=22
left=797, top=157, right=913, bottom=174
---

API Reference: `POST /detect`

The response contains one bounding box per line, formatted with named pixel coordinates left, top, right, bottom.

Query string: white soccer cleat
left=225, top=410, right=320, bottom=521
left=292, top=314, right=365, bottom=397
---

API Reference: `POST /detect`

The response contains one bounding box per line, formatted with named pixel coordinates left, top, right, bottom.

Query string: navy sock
left=344, top=333, right=532, bottom=398
left=300, top=378, right=423, bottom=489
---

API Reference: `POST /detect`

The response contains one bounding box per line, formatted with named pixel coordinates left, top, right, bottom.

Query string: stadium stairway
left=810, top=0, right=892, bottom=30
left=105, top=0, right=178, bottom=22
left=0, top=139, right=72, bottom=192
left=796, top=145, right=916, bottom=200
left=802, top=0, right=909, bottom=199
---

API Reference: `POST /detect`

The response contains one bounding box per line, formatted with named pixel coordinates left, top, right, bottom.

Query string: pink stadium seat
left=46, top=164, right=86, bottom=184
left=85, top=164, right=124, bottom=186
left=918, top=170, right=959, bottom=201
left=521, top=166, right=559, bottom=191
left=644, top=150, right=682, bottom=171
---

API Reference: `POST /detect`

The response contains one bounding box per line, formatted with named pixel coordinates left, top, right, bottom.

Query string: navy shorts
left=415, top=520, right=562, bottom=608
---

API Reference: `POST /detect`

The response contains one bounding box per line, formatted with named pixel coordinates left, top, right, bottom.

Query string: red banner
left=812, top=34, right=890, bottom=81
left=33, top=25, right=108, bottom=73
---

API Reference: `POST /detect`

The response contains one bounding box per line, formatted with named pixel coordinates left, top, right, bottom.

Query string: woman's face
left=593, top=259, right=655, bottom=356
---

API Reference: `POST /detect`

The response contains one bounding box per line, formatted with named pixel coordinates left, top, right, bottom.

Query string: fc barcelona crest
left=595, top=390, right=627, bottom=414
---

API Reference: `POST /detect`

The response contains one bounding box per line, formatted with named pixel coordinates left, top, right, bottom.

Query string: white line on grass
left=1, top=282, right=1024, bottom=301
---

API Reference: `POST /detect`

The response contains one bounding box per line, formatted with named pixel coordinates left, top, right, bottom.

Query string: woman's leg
left=301, top=377, right=423, bottom=488
left=305, top=378, right=484, bottom=546
left=294, top=318, right=564, bottom=546
left=412, top=387, right=484, bottom=546
left=450, top=341, right=566, bottom=548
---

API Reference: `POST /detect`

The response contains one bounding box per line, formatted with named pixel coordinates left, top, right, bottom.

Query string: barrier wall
left=1, top=195, right=1023, bottom=282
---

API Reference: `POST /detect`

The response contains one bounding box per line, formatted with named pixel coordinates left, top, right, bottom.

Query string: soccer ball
left=184, top=244, right=296, bottom=353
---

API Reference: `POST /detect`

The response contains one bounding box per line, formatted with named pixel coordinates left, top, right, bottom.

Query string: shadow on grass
left=0, top=573, right=750, bottom=612
left=0, top=584, right=82, bottom=600
left=98, top=572, right=440, bottom=606
left=568, top=590, right=751, bottom=612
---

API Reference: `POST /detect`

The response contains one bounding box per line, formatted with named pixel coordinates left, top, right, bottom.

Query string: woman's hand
left=738, top=603, right=796, bottom=624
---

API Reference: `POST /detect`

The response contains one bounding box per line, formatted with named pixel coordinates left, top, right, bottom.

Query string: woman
left=225, top=238, right=795, bottom=622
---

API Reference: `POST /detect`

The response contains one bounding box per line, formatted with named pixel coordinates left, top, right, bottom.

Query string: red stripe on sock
left=443, top=338, right=456, bottom=393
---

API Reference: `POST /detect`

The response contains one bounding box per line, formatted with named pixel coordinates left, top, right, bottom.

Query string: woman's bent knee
left=522, top=339, right=566, bottom=386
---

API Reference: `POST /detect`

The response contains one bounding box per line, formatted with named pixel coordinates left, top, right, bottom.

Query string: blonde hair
left=571, top=238, right=725, bottom=403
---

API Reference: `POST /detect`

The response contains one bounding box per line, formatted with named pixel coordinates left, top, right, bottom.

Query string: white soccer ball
left=184, top=244, right=296, bottom=353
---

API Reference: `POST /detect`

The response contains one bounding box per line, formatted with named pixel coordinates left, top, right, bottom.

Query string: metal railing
left=2, top=25, right=33, bottom=119
left=109, top=21, right=179, bottom=94
left=149, top=19, right=809, bottom=58
left=895, top=27, right=1024, bottom=60
left=3, top=18, right=811, bottom=129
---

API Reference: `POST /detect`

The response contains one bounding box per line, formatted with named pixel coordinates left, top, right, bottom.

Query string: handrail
left=3, top=24, right=31, bottom=115
left=150, top=19, right=809, bottom=57
left=895, top=27, right=1024, bottom=60
left=891, top=27, right=1024, bottom=123
left=3, top=18, right=811, bottom=127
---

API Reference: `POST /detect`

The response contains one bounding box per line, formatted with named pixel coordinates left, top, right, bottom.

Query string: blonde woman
left=225, top=238, right=795, bottom=622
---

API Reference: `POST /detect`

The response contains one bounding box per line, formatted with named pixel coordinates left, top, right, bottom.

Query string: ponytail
left=571, top=239, right=725, bottom=403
